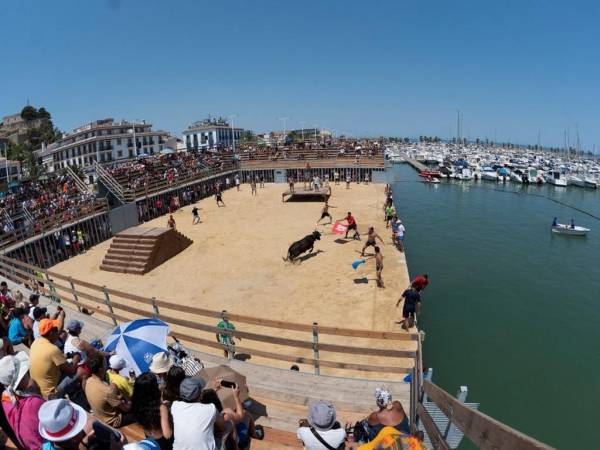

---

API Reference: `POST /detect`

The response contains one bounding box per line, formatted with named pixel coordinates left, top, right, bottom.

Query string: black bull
left=283, top=231, right=321, bottom=262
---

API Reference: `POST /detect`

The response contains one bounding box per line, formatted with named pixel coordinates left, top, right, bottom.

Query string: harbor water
left=390, top=163, right=600, bottom=449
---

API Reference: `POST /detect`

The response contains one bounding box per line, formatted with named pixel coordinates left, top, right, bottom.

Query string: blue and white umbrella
left=104, top=318, right=169, bottom=375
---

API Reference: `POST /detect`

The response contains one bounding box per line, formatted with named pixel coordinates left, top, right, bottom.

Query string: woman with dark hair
left=163, top=366, right=185, bottom=403
left=131, top=373, right=173, bottom=449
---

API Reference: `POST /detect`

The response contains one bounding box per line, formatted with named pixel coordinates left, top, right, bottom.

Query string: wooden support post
left=68, top=277, right=82, bottom=313
left=151, top=296, right=159, bottom=318
left=312, top=322, right=320, bottom=375
left=102, top=285, right=118, bottom=326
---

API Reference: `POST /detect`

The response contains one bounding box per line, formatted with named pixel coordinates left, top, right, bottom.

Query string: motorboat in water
left=524, top=167, right=545, bottom=184
left=480, top=167, right=499, bottom=181
left=547, top=170, right=568, bottom=186
left=454, top=167, right=473, bottom=180
left=552, top=223, right=590, bottom=236
left=567, top=174, right=585, bottom=188
left=420, top=176, right=440, bottom=184
left=509, top=169, right=523, bottom=183
left=584, top=176, right=598, bottom=189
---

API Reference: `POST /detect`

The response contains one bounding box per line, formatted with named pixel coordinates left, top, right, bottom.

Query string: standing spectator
left=107, top=355, right=134, bottom=399
left=297, top=400, right=346, bottom=450
left=394, top=219, right=405, bottom=252
left=216, top=313, right=237, bottom=358
left=250, top=179, right=257, bottom=196
left=131, top=372, right=173, bottom=449
left=171, top=378, right=228, bottom=450
left=0, top=352, right=45, bottom=450
left=234, top=175, right=240, bottom=191
left=30, top=316, right=81, bottom=399
left=84, top=352, right=132, bottom=428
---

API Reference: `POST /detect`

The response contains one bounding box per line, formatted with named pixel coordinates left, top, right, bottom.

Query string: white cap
left=109, top=355, right=126, bottom=370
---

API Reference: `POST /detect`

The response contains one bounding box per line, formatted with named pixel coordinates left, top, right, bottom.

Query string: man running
left=374, top=246, right=384, bottom=288
left=317, top=201, right=335, bottom=225
left=341, top=211, right=360, bottom=240
left=215, top=191, right=225, bottom=207
left=192, top=206, right=201, bottom=224
left=396, top=287, right=421, bottom=331
left=361, top=226, right=384, bottom=256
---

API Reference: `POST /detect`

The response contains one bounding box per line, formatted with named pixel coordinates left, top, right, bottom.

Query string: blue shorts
left=396, top=235, right=404, bottom=241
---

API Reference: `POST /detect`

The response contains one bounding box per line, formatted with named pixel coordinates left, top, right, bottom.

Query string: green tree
left=37, top=107, right=51, bottom=120
left=20, top=106, right=37, bottom=121
left=242, top=130, right=255, bottom=143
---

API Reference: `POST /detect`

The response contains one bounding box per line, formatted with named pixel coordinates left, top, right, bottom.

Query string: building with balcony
left=183, top=118, right=244, bottom=151
left=38, top=118, right=170, bottom=172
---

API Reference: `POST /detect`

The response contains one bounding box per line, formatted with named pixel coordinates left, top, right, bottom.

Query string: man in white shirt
left=297, top=400, right=346, bottom=450
left=171, top=378, right=228, bottom=450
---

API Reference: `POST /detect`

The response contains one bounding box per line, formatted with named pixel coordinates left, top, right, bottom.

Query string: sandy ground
left=52, top=183, right=415, bottom=377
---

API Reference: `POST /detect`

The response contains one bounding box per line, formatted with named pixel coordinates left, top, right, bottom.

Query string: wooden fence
left=0, top=254, right=417, bottom=378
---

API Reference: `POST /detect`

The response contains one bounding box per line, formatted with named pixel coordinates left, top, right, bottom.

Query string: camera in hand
left=220, top=380, right=236, bottom=389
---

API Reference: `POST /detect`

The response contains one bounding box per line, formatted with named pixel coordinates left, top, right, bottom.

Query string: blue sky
left=2, top=0, right=600, bottom=148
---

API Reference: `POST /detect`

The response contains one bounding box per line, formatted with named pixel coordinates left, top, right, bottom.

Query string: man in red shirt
left=411, top=274, right=429, bottom=292
left=341, top=212, right=360, bottom=240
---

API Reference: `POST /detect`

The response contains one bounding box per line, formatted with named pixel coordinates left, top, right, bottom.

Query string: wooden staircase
left=100, top=227, right=192, bottom=275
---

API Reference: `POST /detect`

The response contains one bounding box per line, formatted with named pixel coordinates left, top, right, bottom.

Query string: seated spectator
left=131, top=372, right=173, bottom=449
left=171, top=377, right=228, bottom=450
left=163, top=366, right=185, bottom=403
left=31, top=307, right=49, bottom=340
left=63, top=319, right=109, bottom=375
left=29, top=316, right=81, bottom=399
left=297, top=400, right=346, bottom=450
left=364, top=389, right=409, bottom=440
left=84, top=352, right=132, bottom=428
left=149, top=352, right=172, bottom=391
left=107, top=355, right=134, bottom=399
left=8, top=308, right=30, bottom=347
left=0, top=328, right=13, bottom=359
left=37, top=399, right=89, bottom=449
left=0, top=352, right=45, bottom=450
left=0, top=282, right=14, bottom=310
left=200, top=382, right=263, bottom=450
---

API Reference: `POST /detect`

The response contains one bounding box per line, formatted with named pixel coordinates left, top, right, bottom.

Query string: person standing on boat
left=571, top=219, right=575, bottom=229
left=552, top=217, right=557, bottom=227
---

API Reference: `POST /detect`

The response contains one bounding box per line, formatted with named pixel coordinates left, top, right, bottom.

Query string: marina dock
left=407, top=158, right=429, bottom=173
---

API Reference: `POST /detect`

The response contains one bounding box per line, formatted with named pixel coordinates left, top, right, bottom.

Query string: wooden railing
left=0, top=200, right=109, bottom=251
left=0, top=254, right=417, bottom=378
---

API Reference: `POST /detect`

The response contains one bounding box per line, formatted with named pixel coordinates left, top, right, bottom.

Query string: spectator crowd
left=0, top=281, right=426, bottom=449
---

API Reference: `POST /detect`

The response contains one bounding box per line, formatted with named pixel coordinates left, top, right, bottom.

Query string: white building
left=183, top=118, right=243, bottom=151
left=38, top=118, right=170, bottom=173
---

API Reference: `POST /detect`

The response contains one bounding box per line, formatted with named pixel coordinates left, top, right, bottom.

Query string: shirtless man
left=167, top=215, right=176, bottom=230
left=361, top=227, right=384, bottom=256
left=316, top=201, right=335, bottom=225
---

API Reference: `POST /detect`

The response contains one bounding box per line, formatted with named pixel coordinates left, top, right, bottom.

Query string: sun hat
left=179, top=377, right=205, bottom=402
left=38, top=399, right=87, bottom=442
left=375, top=388, right=393, bottom=409
left=149, top=352, right=172, bottom=374
left=38, top=318, right=61, bottom=336
left=308, top=400, right=336, bottom=431
left=109, top=355, right=126, bottom=371
left=66, top=319, right=83, bottom=332
left=0, top=352, right=30, bottom=391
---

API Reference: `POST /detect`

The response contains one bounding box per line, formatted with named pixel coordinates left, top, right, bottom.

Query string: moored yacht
left=567, top=174, right=585, bottom=188
left=481, top=167, right=499, bottom=181
left=547, top=170, right=568, bottom=186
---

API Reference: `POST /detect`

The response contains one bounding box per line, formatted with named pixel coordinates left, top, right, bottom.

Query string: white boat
left=509, top=170, right=523, bottom=183
left=547, top=170, right=568, bottom=186
left=525, top=167, right=544, bottom=184
left=454, top=168, right=473, bottom=180
left=584, top=176, right=597, bottom=189
left=481, top=167, right=499, bottom=181
left=567, top=175, right=585, bottom=188
left=552, top=223, right=590, bottom=236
